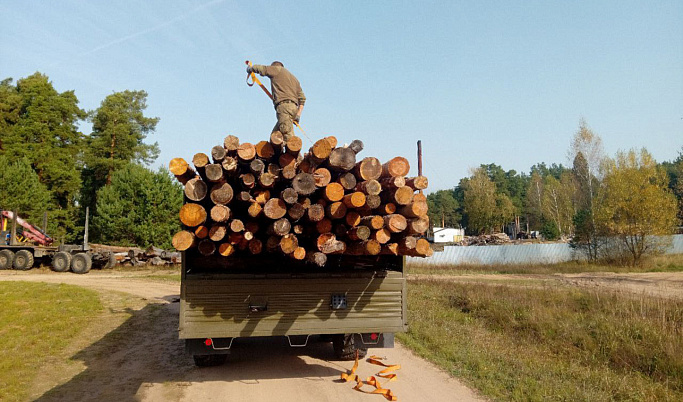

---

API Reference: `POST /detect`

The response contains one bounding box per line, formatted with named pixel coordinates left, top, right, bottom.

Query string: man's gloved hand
left=246, top=65, right=253, bottom=74
left=294, top=114, right=301, bottom=123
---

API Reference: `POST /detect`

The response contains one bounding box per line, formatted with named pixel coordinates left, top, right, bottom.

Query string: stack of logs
left=169, top=133, right=432, bottom=267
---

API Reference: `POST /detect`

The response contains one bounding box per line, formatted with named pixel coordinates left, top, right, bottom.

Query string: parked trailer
left=180, top=250, right=407, bottom=366
left=0, top=208, right=113, bottom=273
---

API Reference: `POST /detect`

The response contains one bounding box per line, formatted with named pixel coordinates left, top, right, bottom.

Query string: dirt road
left=0, top=271, right=483, bottom=402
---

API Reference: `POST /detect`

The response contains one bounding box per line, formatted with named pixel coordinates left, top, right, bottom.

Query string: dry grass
left=0, top=282, right=102, bottom=402
left=398, top=279, right=683, bottom=401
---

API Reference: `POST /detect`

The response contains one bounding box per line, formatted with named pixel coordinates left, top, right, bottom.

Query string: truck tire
left=332, top=334, right=368, bottom=361
left=71, top=253, right=92, bottom=274
left=51, top=252, right=71, bottom=272
left=13, top=250, right=34, bottom=270
left=193, top=354, right=227, bottom=367
left=0, top=250, right=14, bottom=270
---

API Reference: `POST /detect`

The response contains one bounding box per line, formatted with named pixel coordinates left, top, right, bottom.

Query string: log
left=227, top=232, right=243, bottom=244
left=292, top=173, right=316, bottom=195
left=169, top=158, right=196, bottom=184
left=306, top=251, right=327, bottom=267
left=240, top=173, right=256, bottom=188
left=354, top=157, right=382, bottom=181
left=379, top=203, right=397, bottom=215
left=267, top=163, right=281, bottom=177
left=281, top=164, right=297, bottom=180
left=348, top=225, right=371, bottom=241
left=415, top=238, right=432, bottom=256
left=291, top=246, right=306, bottom=260
left=323, top=182, right=345, bottom=202
left=194, top=225, right=209, bottom=239
left=317, top=233, right=346, bottom=254
left=406, top=217, right=430, bottom=235
left=250, top=159, right=265, bottom=175
left=379, top=176, right=406, bottom=189
left=248, top=239, right=263, bottom=255
left=229, top=219, right=244, bottom=233
left=342, top=192, right=366, bottom=209
left=222, top=156, right=238, bottom=174
left=264, top=198, right=287, bottom=219
left=382, top=157, right=410, bottom=177
left=345, top=211, right=361, bottom=227
left=382, top=243, right=399, bottom=255
left=355, top=179, right=382, bottom=195
left=406, top=176, right=429, bottom=191
left=309, top=139, right=332, bottom=162
left=348, top=139, right=364, bottom=154
left=269, top=218, right=291, bottom=236
left=281, top=188, right=299, bottom=204
left=328, top=147, right=356, bottom=172
left=316, top=218, right=333, bottom=234
left=337, top=172, right=357, bottom=190
left=223, top=135, right=240, bottom=153
left=247, top=202, right=263, bottom=218
left=243, top=231, right=254, bottom=241
left=211, top=145, right=227, bottom=162
left=307, top=204, right=325, bottom=222
left=209, top=224, right=227, bottom=241
left=288, top=203, right=306, bottom=221
left=365, top=194, right=382, bottom=210
left=259, top=172, right=276, bottom=188
left=326, top=202, right=347, bottom=220
left=278, top=153, right=296, bottom=168
left=372, top=228, right=392, bottom=244
left=192, top=153, right=210, bottom=169
left=270, top=131, right=284, bottom=149
left=237, top=142, right=256, bottom=161
left=255, top=141, right=275, bottom=159
left=237, top=191, right=252, bottom=203
left=314, top=167, right=331, bottom=187
left=179, top=203, right=206, bottom=227
left=300, top=197, right=312, bottom=210
left=286, top=136, right=303, bottom=155
left=400, top=201, right=429, bottom=218
left=362, top=240, right=381, bottom=255
left=413, top=192, right=427, bottom=203
left=210, top=205, right=231, bottom=223
left=198, top=239, right=216, bottom=256
left=385, top=186, right=413, bottom=205
left=324, top=135, right=338, bottom=148
left=362, top=215, right=385, bottom=230
left=184, top=177, right=207, bottom=201
left=210, top=182, right=233, bottom=205
left=384, top=214, right=408, bottom=233
left=254, top=190, right=270, bottom=205
left=218, top=242, right=235, bottom=257
left=280, top=234, right=299, bottom=254
left=172, top=230, right=196, bottom=251
left=398, top=236, right=417, bottom=252
left=297, top=159, right=314, bottom=174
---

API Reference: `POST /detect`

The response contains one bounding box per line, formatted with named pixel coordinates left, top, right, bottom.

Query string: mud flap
left=353, top=333, right=394, bottom=348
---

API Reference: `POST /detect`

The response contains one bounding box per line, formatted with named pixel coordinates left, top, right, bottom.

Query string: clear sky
left=1, top=1, right=681, bottom=192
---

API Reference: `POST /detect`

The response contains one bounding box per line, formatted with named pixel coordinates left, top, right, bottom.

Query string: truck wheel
left=332, top=334, right=368, bottom=361
left=71, top=253, right=92, bottom=274
left=193, top=354, right=227, bottom=367
left=0, top=250, right=14, bottom=270
left=51, top=252, right=71, bottom=272
left=13, top=250, right=34, bottom=270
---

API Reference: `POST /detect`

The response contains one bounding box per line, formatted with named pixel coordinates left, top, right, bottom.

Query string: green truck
left=179, top=250, right=407, bottom=366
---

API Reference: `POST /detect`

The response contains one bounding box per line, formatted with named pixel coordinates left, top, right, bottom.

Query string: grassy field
left=0, top=282, right=103, bottom=402
left=397, top=279, right=683, bottom=401
left=406, top=253, right=683, bottom=276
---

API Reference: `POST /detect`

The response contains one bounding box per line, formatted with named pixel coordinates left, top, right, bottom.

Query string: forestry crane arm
left=0, top=211, right=53, bottom=246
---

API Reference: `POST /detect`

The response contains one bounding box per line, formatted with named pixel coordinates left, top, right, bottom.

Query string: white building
left=432, top=227, right=465, bottom=243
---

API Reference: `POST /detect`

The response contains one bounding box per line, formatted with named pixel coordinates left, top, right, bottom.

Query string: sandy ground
left=0, top=270, right=484, bottom=402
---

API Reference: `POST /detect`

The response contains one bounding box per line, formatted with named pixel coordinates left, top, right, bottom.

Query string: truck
left=180, top=249, right=407, bottom=366
left=0, top=208, right=113, bottom=273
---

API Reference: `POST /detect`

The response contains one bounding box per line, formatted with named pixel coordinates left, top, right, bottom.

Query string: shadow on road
left=36, top=300, right=343, bottom=402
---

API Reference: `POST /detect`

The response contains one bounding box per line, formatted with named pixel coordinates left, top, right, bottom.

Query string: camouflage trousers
left=272, top=101, right=298, bottom=141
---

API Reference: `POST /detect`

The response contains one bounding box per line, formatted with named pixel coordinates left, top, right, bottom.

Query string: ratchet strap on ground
left=245, top=60, right=313, bottom=143
left=340, top=350, right=401, bottom=401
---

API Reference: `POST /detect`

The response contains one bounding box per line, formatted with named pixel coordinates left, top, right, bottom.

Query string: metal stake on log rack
left=417, top=140, right=423, bottom=194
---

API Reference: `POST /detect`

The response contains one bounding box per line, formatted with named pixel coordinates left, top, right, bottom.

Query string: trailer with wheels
left=0, top=208, right=112, bottom=273
left=180, top=251, right=407, bottom=366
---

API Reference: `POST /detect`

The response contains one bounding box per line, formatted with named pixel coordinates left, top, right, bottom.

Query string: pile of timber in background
left=169, top=132, right=432, bottom=267
left=90, top=243, right=181, bottom=267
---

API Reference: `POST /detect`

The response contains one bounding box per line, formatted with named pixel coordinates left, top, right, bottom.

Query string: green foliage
left=463, top=167, right=515, bottom=234
left=426, top=189, right=461, bottom=227
left=596, top=149, right=678, bottom=265
left=540, top=219, right=560, bottom=240
left=92, top=164, right=182, bottom=249
left=0, top=157, right=54, bottom=233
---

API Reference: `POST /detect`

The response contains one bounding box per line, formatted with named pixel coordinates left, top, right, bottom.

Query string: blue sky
left=1, top=1, right=681, bottom=191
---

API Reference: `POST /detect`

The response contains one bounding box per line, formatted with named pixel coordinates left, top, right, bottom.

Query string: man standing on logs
left=247, top=61, right=306, bottom=143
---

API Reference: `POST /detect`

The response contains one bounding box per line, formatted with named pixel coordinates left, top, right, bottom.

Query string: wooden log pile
left=170, top=133, right=432, bottom=266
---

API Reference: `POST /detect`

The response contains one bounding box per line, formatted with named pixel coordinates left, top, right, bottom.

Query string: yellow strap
left=340, top=351, right=401, bottom=401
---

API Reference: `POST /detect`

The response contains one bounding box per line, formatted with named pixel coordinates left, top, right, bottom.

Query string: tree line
left=0, top=72, right=181, bottom=249
left=427, top=120, right=681, bottom=264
